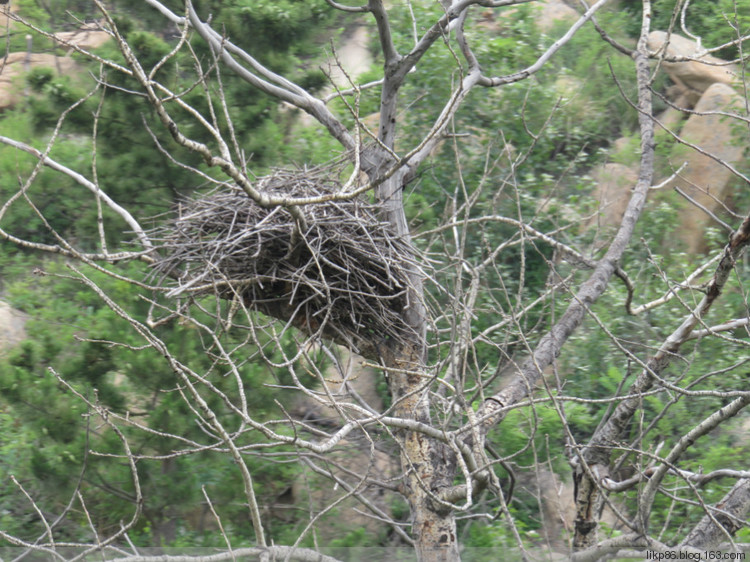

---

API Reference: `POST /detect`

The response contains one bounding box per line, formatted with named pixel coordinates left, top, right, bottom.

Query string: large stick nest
left=151, top=167, right=422, bottom=356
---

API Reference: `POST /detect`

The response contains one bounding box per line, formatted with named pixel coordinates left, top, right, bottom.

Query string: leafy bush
left=624, top=0, right=750, bottom=60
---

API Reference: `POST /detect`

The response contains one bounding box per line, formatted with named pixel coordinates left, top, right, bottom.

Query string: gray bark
left=574, top=211, right=750, bottom=547
left=681, top=479, right=750, bottom=551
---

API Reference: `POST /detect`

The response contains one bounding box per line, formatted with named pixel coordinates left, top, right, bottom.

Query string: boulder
left=54, top=23, right=111, bottom=51
left=587, top=162, right=639, bottom=238
left=0, top=52, right=78, bottom=110
left=648, top=31, right=737, bottom=96
left=537, top=0, right=578, bottom=33
left=0, top=300, right=27, bottom=353
left=666, top=82, right=745, bottom=253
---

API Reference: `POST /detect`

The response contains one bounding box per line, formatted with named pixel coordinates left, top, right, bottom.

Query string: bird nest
left=151, top=167, right=422, bottom=355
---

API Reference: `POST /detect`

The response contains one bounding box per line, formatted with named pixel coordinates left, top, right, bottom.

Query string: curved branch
left=185, top=2, right=355, bottom=153
left=0, top=135, right=151, bottom=250
left=368, top=0, right=400, bottom=66
left=681, top=479, right=750, bottom=551
left=638, top=395, right=750, bottom=527
left=479, top=0, right=613, bottom=86
left=326, top=0, right=370, bottom=13
left=473, top=0, right=656, bottom=446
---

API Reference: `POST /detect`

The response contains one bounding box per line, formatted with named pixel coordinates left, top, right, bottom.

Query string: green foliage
left=222, top=0, right=331, bottom=54
left=0, top=110, right=108, bottom=247
left=126, top=30, right=172, bottom=68
left=26, top=67, right=55, bottom=92
left=623, top=0, right=750, bottom=60
left=0, top=408, right=37, bottom=538
left=2, top=0, right=749, bottom=554
left=327, top=527, right=379, bottom=558
left=462, top=511, right=530, bottom=561
left=0, top=260, right=302, bottom=545
left=1, top=0, right=340, bottom=253
left=0, top=2, right=348, bottom=544
left=9, top=0, right=51, bottom=28
left=558, top=192, right=750, bottom=540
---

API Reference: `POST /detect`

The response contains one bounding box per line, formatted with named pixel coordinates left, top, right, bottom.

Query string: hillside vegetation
left=0, top=0, right=749, bottom=559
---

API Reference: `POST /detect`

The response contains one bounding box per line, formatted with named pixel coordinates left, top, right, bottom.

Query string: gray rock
left=666, top=83, right=745, bottom=253
left=0, top=300, right=26, bottom=353
left=648, top=31, right=737, bottom=96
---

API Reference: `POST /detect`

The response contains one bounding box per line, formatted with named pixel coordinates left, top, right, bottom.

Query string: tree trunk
left=384, top=341, right=459, bottom=561
left=681, top=479, right=750, bottom=551
left=366, top=5, right=462, bottom=547
left=369, top=145, right=459, bottom=556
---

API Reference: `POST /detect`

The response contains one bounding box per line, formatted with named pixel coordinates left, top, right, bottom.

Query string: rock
left=665, top=83, right=745, bottom=253
left=587, top=162, right=639, bottom=238
left=648, top=31, right=737, bottom=96
left=54, top=23, right=111, bottom=51
left=0, top=300, right=27, bottom=353
left=0, top=52, right=78, bottom=110
left=292, top=349, right=382, bottom=426
left=537, top=0, right=578, bottom=33
left=656, top=92, right=691, bottom=133
left=656, top=105, right=685, bottom=133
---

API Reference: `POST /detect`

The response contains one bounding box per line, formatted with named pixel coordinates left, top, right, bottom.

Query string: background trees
left=1, top=0, right=749, bottom=560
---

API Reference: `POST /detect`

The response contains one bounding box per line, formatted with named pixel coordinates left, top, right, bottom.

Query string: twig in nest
left=150, top=165, right=425, bottom=358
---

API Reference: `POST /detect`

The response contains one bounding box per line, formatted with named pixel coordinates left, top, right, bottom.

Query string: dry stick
left=184, top=1, right=355, bottom=156
left=675, top=186, right=735, bottom=233
left=202, top=487, right=236, bottom=560
left=639, top=395, right=750, bottom=544
left=688, top=317, right=750, bottom=340
left=72, top=268, right=459, bottom=454
left=67, top=265, right=268, bottom=549
left=446, top=0, right=657, bottom=548
left=76, top=492, right=103, bottom=553
left=680, top=478, right=750, bottom=552
left=604, top=459, right=750, bottom=493
left=630, top=253, right=721, bottom=316
left=288, top=452, right=375, bottom=558
left=154, top=180, right=421, bottom=359
left=577, top=210, right=750, bottom=496
left=469, top=0, right=656, bottom=470
left=93, top=1, right=308, bottom=230
left=0, top=135, right=150, bottom=251
left=10, top=475, right=55, bottom=551
left=49, top=368, right=144, bottom=562
left=91, top=69, right=109, bottom=255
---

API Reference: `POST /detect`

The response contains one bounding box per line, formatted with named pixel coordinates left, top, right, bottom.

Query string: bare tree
left=1, top=0, right=750, bottom=561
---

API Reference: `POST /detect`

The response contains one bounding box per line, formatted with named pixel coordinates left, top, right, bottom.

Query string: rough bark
left=384, top=342, right=459, bottom=562
left=574, top=211, right=750, bottom=547
left=681, top=479, right=750, bottom=551
left=362, top=3, right=464, bottom=558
